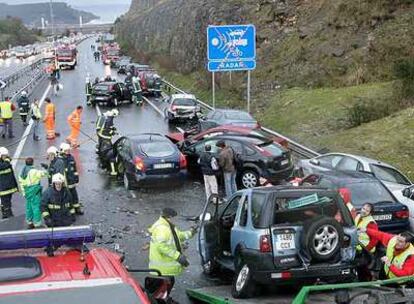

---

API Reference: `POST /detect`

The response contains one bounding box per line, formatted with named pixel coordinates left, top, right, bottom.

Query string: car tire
left=123, top=171, right=135, bottom=190
left=240, top=170, right=259, bottom=189
left=231, top=262, right=255, bottom=299
left=301, top=216, right=344, bottom=262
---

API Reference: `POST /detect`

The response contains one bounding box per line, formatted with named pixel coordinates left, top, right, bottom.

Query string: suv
left=198, top=187, right=357, bottom=298
left=181, top=134, right=293, bottom=188
left=300, top=171, right=410, bottom=232
left=165, top=94, right=200, bottom=123
left=87, top=79, right=143, bottom=107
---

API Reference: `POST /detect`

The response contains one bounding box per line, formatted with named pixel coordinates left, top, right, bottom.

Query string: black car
left=181, top=134, right=294, bottom=188
left=114, top=133, right=187, bottom=189
left=88, top=81, right=135, bottom=107
left=300, top=171, right=410, bottom=232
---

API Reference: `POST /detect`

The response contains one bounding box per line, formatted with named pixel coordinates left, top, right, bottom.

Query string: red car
left=0, top=226, right=173, bottom=304
left=168, top=125, right=288, bottom=148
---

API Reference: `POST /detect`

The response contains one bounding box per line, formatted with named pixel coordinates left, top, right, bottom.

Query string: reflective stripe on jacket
left=19, top=167, right=47, bottom=196
left=0, top=158, right=18, bottom=196
left=148, top=216, right=193, bottom=276
left=384, top=236, right=414, bottom=279
left=355, top=214, right=376, bottom=253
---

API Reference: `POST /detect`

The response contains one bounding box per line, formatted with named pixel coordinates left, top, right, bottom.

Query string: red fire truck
left=56, top=44, right=77, bottom=70
left=102, top=43, right=120, bottom=67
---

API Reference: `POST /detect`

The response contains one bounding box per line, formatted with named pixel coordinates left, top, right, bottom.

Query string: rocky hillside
left=116, top=0, right=414, bottom=89
left=0, top=2, right=98, bottom=28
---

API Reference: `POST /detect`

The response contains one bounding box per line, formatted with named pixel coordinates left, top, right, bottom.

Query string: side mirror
left=199, top=212, right=212, bottom=222
left=310, top=159, right=320, bottom=166
left=402, top=187, right=414, bottom=199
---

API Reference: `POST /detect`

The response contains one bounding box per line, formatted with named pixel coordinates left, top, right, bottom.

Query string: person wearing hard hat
left=17, top=91, right=30, bottom=126
left=148, top=208, right=197, bottom=289
left=0, top=147, right=18, bottom=218
left=59, top=143, right=83, bottom=215
left=41, top=173, right=75, bottom=227
left=97, top=109, right=118, bottom=175
left=66, top=105, right=83, bottom=148
left=41, top=146, right=65, bottom=186
left=19, top=157, right=48, bottom=229
left=0, top=96, right=16, bottom=139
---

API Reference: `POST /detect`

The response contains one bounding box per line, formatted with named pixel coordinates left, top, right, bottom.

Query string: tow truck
left=56, top=44, right=77, bottom=70
left=0, top=226, right=174, bottom=304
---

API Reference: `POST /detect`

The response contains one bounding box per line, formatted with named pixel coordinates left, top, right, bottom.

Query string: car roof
left=310, top=170, right=379, bottom=183
left=212, top=108, right=250, bottom=114
left=171, top=93, right=196, bottom=99
left=317, top=152, right=398, bottom=170
left=201, top=134, right=269, bottom=143
left=126, top=133, right=166, bottom=141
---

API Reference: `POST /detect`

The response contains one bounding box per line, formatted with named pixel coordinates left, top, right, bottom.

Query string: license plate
left=95, top=96, right=105, bottom=100
left=153, top=163, right=173, bottom=169
left=275, top=233, right=295, bottom=250
left=373, top=214, right=392, bottom=221
left=281, top=159, right=289, bottom=166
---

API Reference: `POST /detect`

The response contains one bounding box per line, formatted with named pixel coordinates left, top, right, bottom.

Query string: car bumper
left=133, top=170, right=187, bottom=187
left=263, top=165, right=295, bottom=183
left=378, top=220, right=410, bottom=233
left=169, top=112, right=198, bottom=120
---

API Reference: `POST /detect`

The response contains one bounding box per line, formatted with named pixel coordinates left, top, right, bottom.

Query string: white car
left=298, top=153, right=414, bottom=228
left=165, top=93, right=200, bottom=123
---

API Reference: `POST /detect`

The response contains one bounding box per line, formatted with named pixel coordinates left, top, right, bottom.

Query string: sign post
left=0, top=79, right=6, bottom=101
left=212, top=72, right=215, bottom=108
left=207, top=24, right=256, bottom=111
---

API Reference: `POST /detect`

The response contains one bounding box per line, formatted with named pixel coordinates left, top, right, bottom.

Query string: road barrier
left=161, top=79, right=320, bottom=159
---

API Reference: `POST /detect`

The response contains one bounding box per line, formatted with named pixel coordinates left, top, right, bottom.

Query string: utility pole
left=49, top=0, right=55, bottom=37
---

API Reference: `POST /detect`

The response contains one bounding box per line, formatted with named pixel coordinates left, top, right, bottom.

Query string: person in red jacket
left=360, top=228, right=414, bottom=279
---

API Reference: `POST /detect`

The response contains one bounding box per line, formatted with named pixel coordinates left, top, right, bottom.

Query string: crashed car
left=0, top=226, right=174, bottom=304
left=198, top=187, right=357, bottom=298
left=164, top=94, right=201, bottom=123
left=86, top=77, right=143, bottom=107
left=138, top=70, right=162, bottom=97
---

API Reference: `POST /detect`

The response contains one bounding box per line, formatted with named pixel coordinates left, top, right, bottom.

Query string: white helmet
left=0, top=147, right=8, bottom=157
left=104, top=110, right=112, bottom=117
left=111, top=109, right=119, bottom=117
left=21, top=91, right=27, bottom=96
left=59, top=142, right=71, bottom=152
left=52, top=173, right=65, bottom=184
left=47, top=146, right=58, bottom=155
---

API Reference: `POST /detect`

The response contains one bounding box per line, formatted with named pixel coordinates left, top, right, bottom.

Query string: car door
left=219, top=194, right=243, bottom=253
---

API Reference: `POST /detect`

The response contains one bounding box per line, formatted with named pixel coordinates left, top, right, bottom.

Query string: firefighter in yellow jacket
left=148, top=208, right=196, bottom=288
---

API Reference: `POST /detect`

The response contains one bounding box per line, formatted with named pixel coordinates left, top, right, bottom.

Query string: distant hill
left=0, top=2, right=99, bottom=27
left=0, top=17, right=38, bottom=49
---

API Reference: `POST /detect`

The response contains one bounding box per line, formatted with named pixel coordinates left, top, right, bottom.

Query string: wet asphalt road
left=0, top=39, right=218, bottom=303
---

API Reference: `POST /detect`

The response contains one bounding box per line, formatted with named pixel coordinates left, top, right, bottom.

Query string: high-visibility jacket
left=30, top=104, right=42, bottom=120
left=19, top=166, right=47, bottom=196
left=0, top=101, right=14, bottom=119
left=384, top=236, right=414, bottom=279
left=0, top=158, right=18, bottom=196
left=98, top=116, right=115, bottom=140
left=68, top=110, right=81, bottom=127
left=41, top=186, right=75, bottom=227
left=148, top=216, right=193, bottom=276
left=44, top=103, right=55, bottom=120
left=355, top=214, right=376, bottom=253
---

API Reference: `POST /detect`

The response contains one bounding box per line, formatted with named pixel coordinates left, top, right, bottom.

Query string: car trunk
left=144, top=155, right=181, bottom=175
left=268, top=151, right=291, bottom=171
left=369, top=201, right=408, bottom=230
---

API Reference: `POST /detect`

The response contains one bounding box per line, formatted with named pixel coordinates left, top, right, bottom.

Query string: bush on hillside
left=346, top=97, right=398, bottom=127
left=393, top=58, right=414, bottom=102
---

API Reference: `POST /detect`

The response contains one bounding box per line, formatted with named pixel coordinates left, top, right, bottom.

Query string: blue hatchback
left=114, top=133, right=187, bottom=189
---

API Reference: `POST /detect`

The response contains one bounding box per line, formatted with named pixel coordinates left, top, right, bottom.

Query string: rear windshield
left=224, top=111, right=252, bottom=120
left=139, top=142, right=175, bottom=158
left=371, top=164, right=411, bottom=185
left=173, top=98, right=197, bottom=106
left=257, top=142, right=284, bottom=156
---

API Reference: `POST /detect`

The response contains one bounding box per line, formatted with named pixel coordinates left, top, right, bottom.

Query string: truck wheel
left=240, top=170, right=259, bottom=189
left=231, top=263, right=255, bottom=299
left=301, top=216, right=343, bottom=262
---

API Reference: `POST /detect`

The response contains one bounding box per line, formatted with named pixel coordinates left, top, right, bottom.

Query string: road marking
left=12, top=84, right=51, bottom=169
left=95, top=104, right=101, bottom=116
left=143, top=96, right=165, bottom=118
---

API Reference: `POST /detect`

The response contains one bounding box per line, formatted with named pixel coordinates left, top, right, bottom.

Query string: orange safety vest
left=68, top=110, right=81, bottom=126
left=44, top=103, right=55, bottom=119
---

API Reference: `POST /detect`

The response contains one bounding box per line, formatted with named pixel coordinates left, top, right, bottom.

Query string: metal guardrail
left=161, top=78, right=320, bottom=159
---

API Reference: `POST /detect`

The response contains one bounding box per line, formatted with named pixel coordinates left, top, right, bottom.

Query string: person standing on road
left=41, top=173, right=75, bottom=227
left=97, top=109, right=118, bottom=175
left=43, top=97, right=58, bottom=140
left=198, top=144, right=219, bottom=201
left=66, top=105, right=83, bottom=148
left=148, top=208, right=196, bottom=289
left=17, top=91, right=30, bottom=126
left=42, top=146, right=65, bottom=186
left=30, top=99, right=41, bottom=141
left=19, top=157, right=48, bottom=229
left=355, top=203, right=378, bottom=281
left=0, top=147, right=18, bottom=219
left=50, top=71, right=59, bottom=96
left=0, top=96, right=16, bottom=139
left=216, top=140, right=237, bottom=198
left=59, top=143, right=83, bottom=215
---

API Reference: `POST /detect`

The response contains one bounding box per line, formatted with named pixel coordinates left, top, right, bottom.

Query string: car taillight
left=260, top=235, right=271, bottom=253
left=179, top=153, right=187, bottom=169
left=134, top=156, right=146, bottom=172
left=271, top=271, right=292, bottom=279
left=395, top=210, right=409, bottom=219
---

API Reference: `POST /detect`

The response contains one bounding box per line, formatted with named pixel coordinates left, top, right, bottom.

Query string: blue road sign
left=208, top=60, right=256, bottom=72
left=207, top=24, right=256, bottom=72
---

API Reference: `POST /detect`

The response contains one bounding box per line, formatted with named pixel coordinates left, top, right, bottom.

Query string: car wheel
left=240, top=170, right=259, bottom=189
left=302, top=216, right=344, bottom=262
left=231, top=263, right=255, bottom=299
left=123, top=171, right=135, bottom=190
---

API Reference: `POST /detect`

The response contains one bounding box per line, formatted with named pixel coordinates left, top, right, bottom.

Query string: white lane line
left=95, top=104, right=101, bottom=116
left=143, top=96, right=165, bottom=118
left=12, top=84, right=51, bottom=169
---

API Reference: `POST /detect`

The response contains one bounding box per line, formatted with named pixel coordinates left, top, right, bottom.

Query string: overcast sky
left=1, top=0, right=131, bottom=5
